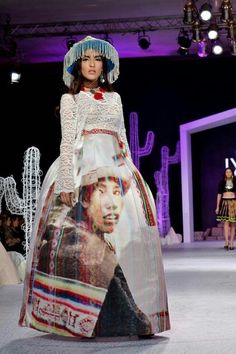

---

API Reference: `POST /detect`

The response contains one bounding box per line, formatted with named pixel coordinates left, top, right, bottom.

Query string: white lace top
left=57, top=91, right=131, bottom=193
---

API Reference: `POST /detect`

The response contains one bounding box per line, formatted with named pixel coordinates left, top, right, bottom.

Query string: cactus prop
left=154, top=141, right=180, bottom=237
left=129, top=111, right=155, bottom=170
left=4, top=146, right=41, bottom=257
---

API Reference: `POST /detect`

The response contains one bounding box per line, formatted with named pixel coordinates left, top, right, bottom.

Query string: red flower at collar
left=94, top=87, right=107, bottom=100
left=94, top=92, right=104, bottom=100
left=81, top=86, right=107, bottom=100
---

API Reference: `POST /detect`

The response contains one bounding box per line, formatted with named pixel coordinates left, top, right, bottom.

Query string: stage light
left=180, top=0, right=236, bottom=57
left=177, top=29, right=192, bottom=56
left=183, top=0, right=197, bottom=25
left=10, top=71, right=21, bottom=84
left=197, top=39, right=209, bottom=57
left=199, top=2, right=212, bottom=22
left=212, top=40, right=223, bottom=54
left=220, top=0, right=233, bottom=23
left=66, top=37, right=76, bottom=50
left=207, top=24, right=219, bottom=40
left=192, top=21, right=203, bottom=42
left=230, top=39, right=236, bottom=55
left=138, top=32, right=151, bottom=49
left=227, top=20, right=236, bottom=40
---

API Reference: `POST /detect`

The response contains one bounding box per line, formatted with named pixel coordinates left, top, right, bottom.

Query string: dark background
left=1, top=54, right=236, bottom=235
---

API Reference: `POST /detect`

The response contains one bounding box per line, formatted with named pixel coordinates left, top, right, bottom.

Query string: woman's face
left=83, top=179, right=124, bottom=234
left=81, top=49, right=103, bottom=82
left=225, top=169, right=233, bottom=178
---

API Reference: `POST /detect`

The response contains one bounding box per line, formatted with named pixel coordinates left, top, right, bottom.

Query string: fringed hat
left=63, top=36, right=120, bottom=87
left=80, top=166, right=131, bottom=195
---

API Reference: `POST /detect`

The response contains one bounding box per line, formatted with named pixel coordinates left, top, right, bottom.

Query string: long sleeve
left=117, top=94, right=132, bottom=161
left=57, top=93, right=77, bottom=193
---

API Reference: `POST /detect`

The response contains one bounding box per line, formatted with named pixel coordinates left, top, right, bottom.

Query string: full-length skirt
left=19, top=129, right=170, bottom=337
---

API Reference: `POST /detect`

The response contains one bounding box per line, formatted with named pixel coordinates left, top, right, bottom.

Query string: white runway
left=1, top=241, right=236, bottom=354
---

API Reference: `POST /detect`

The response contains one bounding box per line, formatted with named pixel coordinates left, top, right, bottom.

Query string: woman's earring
left=100, top=72, right=105, bottom=83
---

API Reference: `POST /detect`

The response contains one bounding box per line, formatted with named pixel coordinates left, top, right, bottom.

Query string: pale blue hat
left=63, top=36, right=120, bottom=87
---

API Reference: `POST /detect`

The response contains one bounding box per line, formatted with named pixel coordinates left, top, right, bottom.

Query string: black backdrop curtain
left=1, top=55, right=236, bottom=235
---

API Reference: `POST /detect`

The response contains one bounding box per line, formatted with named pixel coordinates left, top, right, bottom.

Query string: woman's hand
left=60, top=192, right=76, bottom=208
left=215, top=208, right=219, bottom=214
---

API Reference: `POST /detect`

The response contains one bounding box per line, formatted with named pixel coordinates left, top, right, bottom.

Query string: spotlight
left=212, top=40, right=223, bottom=55
left=192, top=21, right=203, bottom=42
left=197, top=39, right=209, bottom=57
left=183, top=1, right=197, bottom=25
left=199, top=2, right=212, bottom=21
left=230, top=39, right=236, bottom=55
left=10, top=71, right=21, bottom=84
left=177, top=47, right=189, bottom=56
left=180, top=0, right=236, bottom=57
left=66, top=37, right=76, bottom=50
left=220, top=0, right=233, bottom=23
left=228, top=20, right=236, bottom=40
left=207, top=24, right=219, bottom=40
left=138, top=32, right=151, bottom=50
left=177, top=29, right=192, bottom=56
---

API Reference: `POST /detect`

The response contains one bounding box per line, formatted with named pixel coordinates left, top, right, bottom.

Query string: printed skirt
left=19, top=129, right=170, bottom=337
left=217, top=198, right=236, bottom=222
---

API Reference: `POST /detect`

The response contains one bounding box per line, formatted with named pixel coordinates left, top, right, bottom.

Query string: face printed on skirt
left=81, top=177, right=126, bottom=233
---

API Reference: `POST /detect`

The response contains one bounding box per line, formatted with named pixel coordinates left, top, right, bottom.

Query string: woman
left=216, top=167, right=236, bottom=250
left=19, top=36, right=170, bottom=338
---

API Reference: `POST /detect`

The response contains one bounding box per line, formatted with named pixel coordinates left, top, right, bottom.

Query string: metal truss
left=5, top=11, right=236, bottom=39
left=7, top=15, right=191, bottom=38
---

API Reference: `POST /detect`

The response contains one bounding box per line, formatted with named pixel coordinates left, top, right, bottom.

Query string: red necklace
left=80, top=86, right=106, bottom=100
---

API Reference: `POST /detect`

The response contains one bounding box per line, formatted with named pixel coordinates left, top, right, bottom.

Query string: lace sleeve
left=57, top=93, right=77, bottom=193
left=116, top=93, right=132, bottom=160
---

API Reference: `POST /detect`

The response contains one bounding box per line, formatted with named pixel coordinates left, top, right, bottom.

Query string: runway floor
left=0, top=241, right=236, bottom=354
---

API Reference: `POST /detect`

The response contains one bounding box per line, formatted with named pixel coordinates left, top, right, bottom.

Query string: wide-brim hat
left=80, top=166, right=131, bottom=195
left=63, top=35, right=120, bottom=87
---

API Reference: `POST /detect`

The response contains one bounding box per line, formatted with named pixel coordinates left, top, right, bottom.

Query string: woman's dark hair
left=217, top=167, right=236, bottom=194
left=218, top=167, right=236, bottom=190
left=67, top=56, right=113, bottom=94
left=223, top=167, right=235, bottom=180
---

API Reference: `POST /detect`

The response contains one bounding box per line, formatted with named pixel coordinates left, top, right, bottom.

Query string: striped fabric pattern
left=31, top=270, right=107, bottom=337
left=132, top=169, right=156, bottom=226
